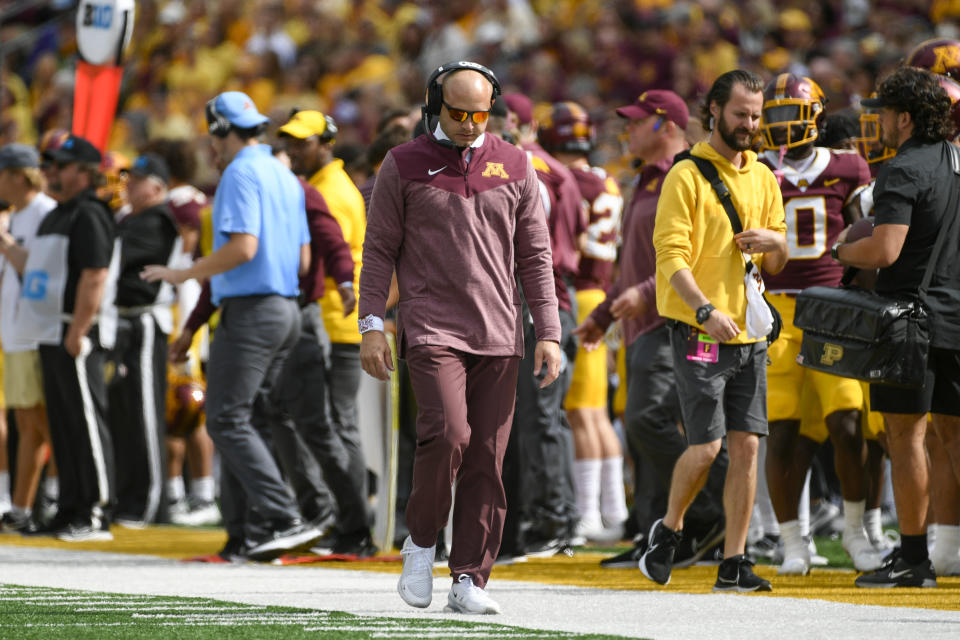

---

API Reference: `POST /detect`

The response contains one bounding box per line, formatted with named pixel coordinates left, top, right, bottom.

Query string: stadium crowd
left=2, top=0, right=960, bottom=612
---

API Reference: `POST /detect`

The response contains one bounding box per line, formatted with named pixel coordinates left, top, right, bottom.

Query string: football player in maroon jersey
left=758, top=73, right=883, bottom=575
left=540, top=102, right=627, bottom=542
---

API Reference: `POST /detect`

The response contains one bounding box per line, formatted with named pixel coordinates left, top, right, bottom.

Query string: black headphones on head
left=425, top=61, right=501, bottom=116
left=422, top=61, right=501, bottom=147
left=205, top=98, right=231, bottom=138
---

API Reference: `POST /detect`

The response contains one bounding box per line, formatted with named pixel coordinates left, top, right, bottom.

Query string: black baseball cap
left=44, top=134, right=102, bottom=165
left=127, top=153, right=171, bottom=185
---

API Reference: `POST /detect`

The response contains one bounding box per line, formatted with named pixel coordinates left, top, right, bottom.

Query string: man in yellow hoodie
left=279, top=110, right=369, bottom=551
left=639, top=70, right=788, bottom=592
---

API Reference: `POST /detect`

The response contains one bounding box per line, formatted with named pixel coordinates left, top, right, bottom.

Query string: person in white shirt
left=0, top=143, right=58, bottom=531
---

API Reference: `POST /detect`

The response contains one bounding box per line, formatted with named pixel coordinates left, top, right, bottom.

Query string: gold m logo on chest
left=481, top=162, right=509, bottom=179
left=820, top=343, right=844, bottom=365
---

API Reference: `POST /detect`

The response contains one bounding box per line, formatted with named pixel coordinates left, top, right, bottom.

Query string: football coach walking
left=359, top=61, right=561, bottom=614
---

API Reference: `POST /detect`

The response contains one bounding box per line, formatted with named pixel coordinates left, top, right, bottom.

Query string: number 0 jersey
left=570, top=166, right=623, bottom=291
left=760, top=147, right=871, bottom=292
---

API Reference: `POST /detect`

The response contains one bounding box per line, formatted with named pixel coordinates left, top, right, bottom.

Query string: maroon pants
left=404, top=344, right=520, bottom=588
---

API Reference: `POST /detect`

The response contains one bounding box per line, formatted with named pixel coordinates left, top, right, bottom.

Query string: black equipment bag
left=794, top=286, right=928, bottom=387
left=794, top=142, right=960, bottom=388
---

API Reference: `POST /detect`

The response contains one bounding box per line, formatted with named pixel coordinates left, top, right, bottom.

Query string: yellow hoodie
left=653, top=142, right=786, bottom=344
left=310, top=159, right=367, bottom=344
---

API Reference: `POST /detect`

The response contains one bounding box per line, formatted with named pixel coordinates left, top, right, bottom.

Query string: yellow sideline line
left=3, top=527, right=959, bottom=611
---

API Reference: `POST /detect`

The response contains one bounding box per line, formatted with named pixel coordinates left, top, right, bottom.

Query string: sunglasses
left=443, top=101, right=490, bottom=124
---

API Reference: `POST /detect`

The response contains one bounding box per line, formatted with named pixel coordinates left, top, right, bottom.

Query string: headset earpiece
left=321, top=114, right=338, bottom=143
left=205, top=98, right=231, bottom=138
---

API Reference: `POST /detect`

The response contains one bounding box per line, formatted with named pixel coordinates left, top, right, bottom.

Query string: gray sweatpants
left=205, top=295, right=302, bottom=540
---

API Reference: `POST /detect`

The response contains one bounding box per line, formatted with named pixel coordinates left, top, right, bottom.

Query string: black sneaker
left=1, top=510, right=31, bottom=532
left=599, top=534, right=647, bottom=569
left=713, top=554, right=772, bottom=592
left=747, top=533, right=781, bottom=564
left=331, top=531, right=378, bottom=557
left=524, top=537, right=572, bottom=558
left=21, top=512, right=71, bottom=537
left=638, top=519, right=681, bottom=585
left=855, top=548, right=937, bottom=588
left=218, top=536, right=249, bottom=563
left=674, top=519, right=725, bottom=569
left=246, top=519, right=322, bottom=562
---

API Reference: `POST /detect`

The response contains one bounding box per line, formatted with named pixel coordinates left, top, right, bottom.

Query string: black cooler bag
left=793, top=286, right=928, bottom=388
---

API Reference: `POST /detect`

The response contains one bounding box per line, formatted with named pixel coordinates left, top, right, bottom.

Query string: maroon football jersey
left=167, top=184, right=207, bottom=231
left=760, top=147, right=871, bottom=292
left=570, top=166, right=623, bottom=290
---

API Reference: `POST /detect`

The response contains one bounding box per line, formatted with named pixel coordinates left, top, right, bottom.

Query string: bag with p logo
left=794, top=286, right=928, bottom=387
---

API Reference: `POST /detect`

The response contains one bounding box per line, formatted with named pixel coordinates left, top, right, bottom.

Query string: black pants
left=503, top=306, right=578, bottom=546
left=269, top=308, right=368, bottom=535
left=39, top=331, right=114, bottom=526
left=624, top=325, right=727, bottom=536
left=107, top=314, right=168, bottom=523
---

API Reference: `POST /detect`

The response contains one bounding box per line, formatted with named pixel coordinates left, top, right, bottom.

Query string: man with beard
left=639, top=70, right=788, bottom=591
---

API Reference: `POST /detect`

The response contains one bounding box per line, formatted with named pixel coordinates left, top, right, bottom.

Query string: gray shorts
left=668, top=322, right=768, bottom=445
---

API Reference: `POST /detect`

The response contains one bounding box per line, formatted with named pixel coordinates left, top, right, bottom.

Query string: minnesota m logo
left=482, top=162, right=509, bottom=179
left=933, top=45, right=960, bottom=75
left=820, top=343, right=844, bottom=366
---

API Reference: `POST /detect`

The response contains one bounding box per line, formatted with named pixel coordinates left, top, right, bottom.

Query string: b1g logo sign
left=76, top=0, right=135, bottom=66
left=82, top=3, right=114, bottom=28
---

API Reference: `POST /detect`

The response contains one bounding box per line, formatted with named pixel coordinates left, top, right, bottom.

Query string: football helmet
left=166, top=369, right=205, bottom=438
left=857, top=94, right=896, bottom=165
left=760, top=73, right=826, bottom=150
left=906, top=38, right=960, bottom=79
left=538, top=102, right=594, bottom=154
left=99, top=150, right=131, bottom=211
left=936, top=75, right=960, bottom=140
left=37, top=128, right=71, bottom=158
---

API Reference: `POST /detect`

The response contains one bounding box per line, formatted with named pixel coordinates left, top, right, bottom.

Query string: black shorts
left=870, top=347, right=960, bottom=416
left=668, top=322, right=768, bottom=445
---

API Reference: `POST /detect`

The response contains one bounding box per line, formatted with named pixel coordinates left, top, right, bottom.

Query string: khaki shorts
left=3, top=350, right=45, bottom=409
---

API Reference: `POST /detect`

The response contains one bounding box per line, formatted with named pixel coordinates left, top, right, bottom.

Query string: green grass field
left=0, top=584, right=635, bottom=640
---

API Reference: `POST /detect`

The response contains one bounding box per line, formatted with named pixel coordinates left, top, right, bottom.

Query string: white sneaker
left=932, top=553, right=960, bottom=577
left=778, top=543, right=811, bottom=575
left=575, top=517, right=623, bottom=544
left=444, top=575, right=501, bottom=614
left=843, top=529, right=885, bottom=571
left=398, top=536, right=435, bottom=608
left=172, top=500, right=222, bottom=527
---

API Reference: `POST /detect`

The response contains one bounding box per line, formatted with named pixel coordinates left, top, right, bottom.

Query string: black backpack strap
left=675, top=149, right=745, bottom=234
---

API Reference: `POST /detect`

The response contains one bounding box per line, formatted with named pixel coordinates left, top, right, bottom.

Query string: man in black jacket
left=108, top=153, right=180, bottom=527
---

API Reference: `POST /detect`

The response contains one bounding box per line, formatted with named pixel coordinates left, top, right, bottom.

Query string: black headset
left=421, top=61, right=501, bottom=144
left=425, top=61, right=501, bottom=116
left=205, top=98, right=231, bottom=138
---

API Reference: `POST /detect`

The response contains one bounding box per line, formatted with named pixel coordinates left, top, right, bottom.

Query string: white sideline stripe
left=75, top=606, right=263, bottom=612
left=75, top=346, right=110, bottom=507
left=4, top=545, right=960, bottom=640
left=138, top=314, right=162, bottom=524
